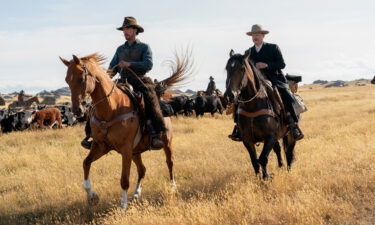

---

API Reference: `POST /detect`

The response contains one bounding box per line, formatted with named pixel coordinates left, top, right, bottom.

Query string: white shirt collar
left=255, top=43, right=263, bottom=53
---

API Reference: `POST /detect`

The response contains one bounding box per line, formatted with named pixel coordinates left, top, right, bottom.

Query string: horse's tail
left=159, top=48, right=194, bottom=90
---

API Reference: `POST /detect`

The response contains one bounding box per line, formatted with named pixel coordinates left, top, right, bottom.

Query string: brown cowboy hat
left=117, top=16, right=144, bottom=33
left=246, top=24, right=269, bottom=36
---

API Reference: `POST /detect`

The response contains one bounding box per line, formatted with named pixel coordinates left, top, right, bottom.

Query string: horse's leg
left=258, top=136, right=277, bottom=179
left=273, top=140, right=284, bottom=168
left=119, top=144, right=133, bottom=209
left=242, top=139, right=260, bottom=176
left=283, top=134, right=296, bottom=171
left=163, top=135, right=176, bottom=187
left=131, top=154, right=146, bottom=201
left=83, top=142, right=109, bottom=206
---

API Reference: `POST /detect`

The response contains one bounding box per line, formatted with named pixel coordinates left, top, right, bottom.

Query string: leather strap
left=237, top=108, right=275, bottom=118
left=91, top=111, right=137, bottom=135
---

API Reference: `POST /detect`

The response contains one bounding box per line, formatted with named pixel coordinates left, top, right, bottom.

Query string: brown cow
left=31, top=108, right=62, bottom=129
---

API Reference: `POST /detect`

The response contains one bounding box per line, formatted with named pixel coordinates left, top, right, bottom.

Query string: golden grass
left=1, top=86, right=375, bottom=225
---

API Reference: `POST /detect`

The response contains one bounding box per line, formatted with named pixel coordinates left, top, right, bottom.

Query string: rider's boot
left=147, top=120, right=164, bottom=150
left=228, top=124, right=242, bottom=142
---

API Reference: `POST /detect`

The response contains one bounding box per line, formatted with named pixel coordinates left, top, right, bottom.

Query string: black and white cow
left=0, top=110, right=34, bottom=133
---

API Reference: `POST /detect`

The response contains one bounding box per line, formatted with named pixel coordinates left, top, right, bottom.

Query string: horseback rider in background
left=206, top=76, right=216, bottom=96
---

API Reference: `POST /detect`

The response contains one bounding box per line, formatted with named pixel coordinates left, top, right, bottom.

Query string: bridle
left=79, top=63, right=117, bottom=111
left=228, top=55, right=263, bottom=104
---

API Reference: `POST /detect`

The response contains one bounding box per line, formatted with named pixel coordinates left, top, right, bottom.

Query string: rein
left=81, top=63, right=117, bottom=112
left=237, top=56, right=263, bottom=103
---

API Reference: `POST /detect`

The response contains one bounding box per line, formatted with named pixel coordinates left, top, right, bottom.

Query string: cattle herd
left=0, top=92, right=229, bottom=134
left=0, top=104, right=84, bottom=133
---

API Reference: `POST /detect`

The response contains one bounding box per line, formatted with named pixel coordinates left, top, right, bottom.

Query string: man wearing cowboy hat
left=81, top=16, right=165, bottom=150
left=206, top=76, right=217, bottom=96
left=229, top=24, right=304, bottom=141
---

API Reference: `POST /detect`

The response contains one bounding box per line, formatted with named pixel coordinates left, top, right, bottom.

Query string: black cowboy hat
left=116, top=16, right=144, bottom=33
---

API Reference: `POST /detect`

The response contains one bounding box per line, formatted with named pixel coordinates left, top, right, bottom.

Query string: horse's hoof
left=131, top=193, right=141, bottom=202
left=87, top=191, right=100, bottom=206
left=170, top=180, right=177, bottom=189
left=263, top=174, right=273, bottom=181
left=120, top=202, right=128, bottom=210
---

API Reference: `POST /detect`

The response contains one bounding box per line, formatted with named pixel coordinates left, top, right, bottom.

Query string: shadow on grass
left=0, top=171, right=254, bottom=225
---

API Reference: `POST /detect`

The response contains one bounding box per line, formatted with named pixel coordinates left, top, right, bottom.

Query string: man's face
left=252, top=33, right=265, bottom=46
left=123, top=27, right=137, bottom=41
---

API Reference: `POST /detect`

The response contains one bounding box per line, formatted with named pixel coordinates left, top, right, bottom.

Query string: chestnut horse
left=60, top=53, right=191, bottom=209
left=225, top=50, right=296, bottom=179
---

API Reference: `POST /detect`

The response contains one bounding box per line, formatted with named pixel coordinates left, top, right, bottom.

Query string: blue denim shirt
left=109, top=39, right=153, bottom=78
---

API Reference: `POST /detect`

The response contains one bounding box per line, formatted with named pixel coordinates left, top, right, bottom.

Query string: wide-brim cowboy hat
left=246, top=24, right=269, bottom=36
left=117, top=16, right=144, bottom=33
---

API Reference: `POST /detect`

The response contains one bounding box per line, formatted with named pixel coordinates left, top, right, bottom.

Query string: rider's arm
left=267, top=44, right=286, bottom=70
left=129, top=44, right=153, bottom=72
left=108, top=47, right=121, bottom=77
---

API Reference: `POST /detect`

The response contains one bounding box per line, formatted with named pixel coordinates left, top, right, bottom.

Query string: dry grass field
left=1, top=85, right=375, bottom=225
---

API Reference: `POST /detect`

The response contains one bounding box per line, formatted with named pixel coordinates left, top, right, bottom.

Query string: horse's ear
left=229, top=49, right=235, bottom=57
left=59, top=57, right=70, bottom=67
left=72, top=55, right=81, bottom=65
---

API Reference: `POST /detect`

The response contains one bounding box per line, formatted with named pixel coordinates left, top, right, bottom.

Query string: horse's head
left=371, top=75, right=375, bottom=84
left=224, top=49, right=251, bottom=102
left=60, top=55, right=97, bottom=117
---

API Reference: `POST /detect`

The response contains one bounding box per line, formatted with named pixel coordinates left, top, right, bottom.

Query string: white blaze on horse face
left=121, top=189, right=128, bottom=209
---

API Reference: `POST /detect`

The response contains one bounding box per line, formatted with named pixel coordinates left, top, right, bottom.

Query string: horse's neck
left=90, top=69, right=131, bottom=121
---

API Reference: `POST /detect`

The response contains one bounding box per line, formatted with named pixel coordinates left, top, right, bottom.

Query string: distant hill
left=37, top=87, right=71, bottom=97
left=185, top=89, right=196, bottom=94
left=304, top=78, right=372, bottom=90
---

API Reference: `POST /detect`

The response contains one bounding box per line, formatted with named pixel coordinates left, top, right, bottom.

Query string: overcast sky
left=1, top=0, right=374, bottom=93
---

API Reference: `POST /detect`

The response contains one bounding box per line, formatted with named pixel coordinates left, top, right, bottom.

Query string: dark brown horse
left=371, top=76, right=375, bottom=84
left=225, top=50, right=296, bottom=179
left=60, top=52, right=191, bottom=209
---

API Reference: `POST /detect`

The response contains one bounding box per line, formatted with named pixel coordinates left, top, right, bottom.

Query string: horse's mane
left=80, top=53, right=106, bottom=65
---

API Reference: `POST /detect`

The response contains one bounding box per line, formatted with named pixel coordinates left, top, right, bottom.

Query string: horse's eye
left=79, top=77, right=85, bottom=83
left=231, top=62, right=236, bottom=68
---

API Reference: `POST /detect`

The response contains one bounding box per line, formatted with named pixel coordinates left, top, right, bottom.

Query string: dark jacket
left=245, top=42, right=286, bottom=85
left=109, top=39, right=153, bottom=79
left=206, top=80, right=216, bottom=95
